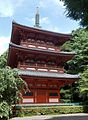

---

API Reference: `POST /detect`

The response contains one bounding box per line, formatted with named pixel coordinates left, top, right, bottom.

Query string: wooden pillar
left=34, top=90, right=37, bottom=103
left=47, top=80, right=50, bottom=103
left=58, top=88, right=60, bottom=103
left=47, top=89, right=49, bottom=103
left=34, top=80, right=36, bottom=103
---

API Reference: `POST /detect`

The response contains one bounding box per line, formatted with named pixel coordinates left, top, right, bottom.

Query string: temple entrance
left=36, top=90, right=47, bottom=103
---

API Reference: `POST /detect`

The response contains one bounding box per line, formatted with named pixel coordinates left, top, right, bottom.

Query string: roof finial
left=36, top=7, right=39, bottom=14
left=34, top=7, right=41, bottom=28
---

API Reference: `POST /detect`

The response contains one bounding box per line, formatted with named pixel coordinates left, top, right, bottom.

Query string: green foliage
left=80, top=69, right=88, bottom=89
left=62, top=29, right=88, bottom=73
left=0, top=66, right=27, bottom=119
left=15, top=105, right=84, bottom=116
left=0, top=66, right=26, bottom=105
left=60, top=87, right=72, bottom=103
left=62, top=29, right=87, bottom=72
left=80, top=90, right=88, bottom=105
left=61, top=28, right=88, bottom=104
left=60, top=83, right=80, bottom=103
left=83, top=105, right=88, bottom=113
left=0, top=102, right=9, bottom=119
left=0, top=51, right=8, bottom=68
left=61, top=0, right=88, bottom=27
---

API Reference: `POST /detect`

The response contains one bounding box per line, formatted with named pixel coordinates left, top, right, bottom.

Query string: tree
left=60, top=85, right=72, bottom=103
left=0, top=102, right=10, bottom=119
left=0, top=66, right=27, bottom=119
left=61, top=0, right=88, bottom=27
left=0, top=51, right=28, bottom=119
left=61, top=28, right=88, bottom=103
left=80, top=68, right=88, bottom=90
left=0, top=67, right=26, bottom=105
left=0, top=51, right=8, bottom=68
left=62, top=28, right=88, bottom=74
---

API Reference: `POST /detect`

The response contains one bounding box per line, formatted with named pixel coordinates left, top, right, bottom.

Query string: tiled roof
left=10, top=43, right=76, bottom=55
left=12, top=22, right=71, bottom=38
left=18, top=69, right=80, bottom=79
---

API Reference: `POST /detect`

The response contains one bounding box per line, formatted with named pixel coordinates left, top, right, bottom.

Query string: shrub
left=83, top=105, right=88, bottom=113
left=14, top=105, right=85, bottom=117
left=0, top=102, right=10, bottom=120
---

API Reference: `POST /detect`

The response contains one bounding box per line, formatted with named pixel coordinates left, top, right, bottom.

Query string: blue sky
left=0, top=0, right=80, bottom=55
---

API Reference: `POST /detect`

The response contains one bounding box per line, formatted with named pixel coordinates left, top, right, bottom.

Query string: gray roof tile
left=10, top=43, right=75, bottom=55
left=18, top=70, right=80, bottom=79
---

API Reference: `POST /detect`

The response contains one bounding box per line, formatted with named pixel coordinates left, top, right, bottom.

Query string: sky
left=0, top=0, right=80, bottom=55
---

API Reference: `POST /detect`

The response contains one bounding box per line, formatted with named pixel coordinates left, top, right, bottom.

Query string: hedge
left=13, top=105, right=88, bottom=117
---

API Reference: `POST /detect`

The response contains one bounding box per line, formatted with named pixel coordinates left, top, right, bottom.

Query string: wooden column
left=58, top=88, right=60, bottom=103
left=34, top=80, right=37, bottom=103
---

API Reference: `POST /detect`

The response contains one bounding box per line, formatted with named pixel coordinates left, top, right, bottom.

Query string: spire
left=34, top=7, right=41, bottom=28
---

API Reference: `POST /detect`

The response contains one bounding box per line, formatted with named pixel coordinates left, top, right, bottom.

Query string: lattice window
left=23, top=92, right=33, bottom=96
left=49, top=93, right=58, bottom=96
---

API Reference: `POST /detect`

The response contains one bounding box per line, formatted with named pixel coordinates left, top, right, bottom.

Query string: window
left=24, top=92, right=33, bottom=96
left=36, top=84, right=41, bottom=87
left=49, top=93, right=58, bottom=96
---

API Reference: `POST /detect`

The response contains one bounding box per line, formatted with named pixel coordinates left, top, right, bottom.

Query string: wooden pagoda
left=7, top=21, right=79, bottom=104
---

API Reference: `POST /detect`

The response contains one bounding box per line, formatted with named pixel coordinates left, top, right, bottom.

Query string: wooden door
left=36, top=90, right=47, bottom=103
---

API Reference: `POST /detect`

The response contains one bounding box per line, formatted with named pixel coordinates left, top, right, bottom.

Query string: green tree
left=80, top=68, right=88, bottom=90
left=62, top=28, right=88, bottom=74
left=0, top=51, right=8, bottom=68
left=61, top=0, right=88, bottom=27
left=0, top=66, right=26, bottom=105
left=0, top=102, right=10, bottom=119
left=60, top=85, right=72, bottom=103
left=0, top=66, right=27, bottom=119
left=79, top=69, right=88, bottom=104
left=61, top=28, right=88, bottom=103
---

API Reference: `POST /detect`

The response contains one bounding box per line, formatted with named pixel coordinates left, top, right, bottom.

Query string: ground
left=11, top=113, right=88, bottom=120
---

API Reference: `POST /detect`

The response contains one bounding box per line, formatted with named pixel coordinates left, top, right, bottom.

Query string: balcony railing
left=20, top=41, right=60, bottom=52
left=17, top=64, right=64, bottom=73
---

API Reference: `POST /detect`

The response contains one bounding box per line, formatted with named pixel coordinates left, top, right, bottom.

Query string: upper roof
left=11, top=22, right=71, bottom=45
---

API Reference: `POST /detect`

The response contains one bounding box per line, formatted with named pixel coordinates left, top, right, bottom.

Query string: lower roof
left=18, top=69, right=80, bottom=79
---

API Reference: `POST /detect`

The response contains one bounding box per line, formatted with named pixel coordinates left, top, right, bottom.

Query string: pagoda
left=7, top=9, right=79, bottom=104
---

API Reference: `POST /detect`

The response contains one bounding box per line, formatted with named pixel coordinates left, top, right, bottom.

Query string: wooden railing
left=17, top=64, right=64, bottom=73
left=20, top=41, right=60, bottom=52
